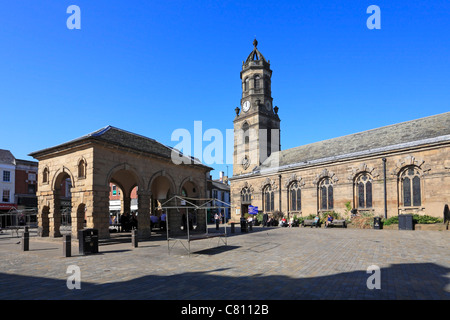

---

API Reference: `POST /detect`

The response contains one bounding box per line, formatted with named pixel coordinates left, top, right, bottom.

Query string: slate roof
left=29, top=126, right=210, bottom=169
left=254, top=111, right=450, bottom=174
left=0, top=149, right=15, bottom=165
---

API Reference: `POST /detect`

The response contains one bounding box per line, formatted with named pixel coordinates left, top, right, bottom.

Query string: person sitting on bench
left=312, top=214, right=320, bottom=227
left=325, top=214, right=334, bottom=227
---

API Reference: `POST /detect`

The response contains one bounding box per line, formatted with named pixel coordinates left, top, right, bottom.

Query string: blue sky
left=1, top=1, right=449, bottom=179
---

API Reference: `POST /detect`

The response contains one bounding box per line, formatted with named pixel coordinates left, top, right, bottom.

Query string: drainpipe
left=382, top=158, right=387, bottom=219
left=278, top=174, right=282, bottom=216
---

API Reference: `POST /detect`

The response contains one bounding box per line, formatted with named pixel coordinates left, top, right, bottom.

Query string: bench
left=325, top=219, right=347, bottom=228
left=301, top=219, right=320, bottom=228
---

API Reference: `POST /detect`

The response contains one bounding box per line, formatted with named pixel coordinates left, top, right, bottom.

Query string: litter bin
left=373, top=217, right=382, bottom=229
left=78, top=228, right=99, bottom=255
left=240, top=217, right=248, bottom=233
left=398, top=214, right=414, bottom=230
left=230, top=222, right=235, bottom=234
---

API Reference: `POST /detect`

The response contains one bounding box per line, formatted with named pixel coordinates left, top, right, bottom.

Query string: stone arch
left=313, top=168, right=338, bottom=186
left=259, top=177, right=278, bottom=191
left=50, top=167, right=75, bottom=237
left=148, top=170, right=177, bottom=198
left=72, top=203, right=86, bottom=238
left=179, top=177, right=200, bottom=198
left=391, top=155, right=431, bottom=177
left=51, top=167, right=76, bottom=192
left=105, top=163, right=145, bottom=197
left=347, top=163, right=379, bottom=182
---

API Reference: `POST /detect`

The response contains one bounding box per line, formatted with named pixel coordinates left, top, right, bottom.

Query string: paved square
left=0, top=226, right=449, bottom=300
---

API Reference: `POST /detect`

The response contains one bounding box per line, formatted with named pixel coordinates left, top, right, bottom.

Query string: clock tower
left=233, top=39, right=281, bottom=176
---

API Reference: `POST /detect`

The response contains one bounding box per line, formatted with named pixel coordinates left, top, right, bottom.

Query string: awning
left=0, top=204, right=17, bottom=210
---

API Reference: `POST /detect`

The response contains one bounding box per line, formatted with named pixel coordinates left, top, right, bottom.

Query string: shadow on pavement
left=0, top=262, right=448, bottom=300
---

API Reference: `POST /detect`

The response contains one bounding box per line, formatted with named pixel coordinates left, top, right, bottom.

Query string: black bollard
left=131, top=228, right=138, bottom=248
left=63, top=234, right=71, bottom=257
left=22, top=226, right=29, bottom=251
left=230, top=223, right=235, bottom=234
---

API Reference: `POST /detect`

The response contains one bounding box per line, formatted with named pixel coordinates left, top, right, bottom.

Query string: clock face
left=242, top=101, right=250, bottom=112
left=265, top=101, right=272, bottom=111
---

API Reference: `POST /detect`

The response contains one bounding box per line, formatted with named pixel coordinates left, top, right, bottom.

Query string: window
left=355, top=173, right=373, bottom=209
left=78, top=159, right=86, bottom=178
left=3, top=171, right=10, bottom=182
left=112, top=185, right=117, bottom=196
left=244, top=78, right=249, bottom=91
left=254, top=75, right=260, bottom=89
left=28, top=173, right=36, bottom=181
left=242, top=122, right=250, bottom=157
left=28, top=184, right=36, bottom=194
left=43, top=168, right=49, bottom=184
left=319, top=178, right=333, bottom=211
left=266, top=129, right=272, bottom=158
left=263, top=185, right=274, bottom=212
left=2, top=190, right=10, bottom=202
left=65, top=179, right=72, bottom=198
left=241, top=187, right=251, bottom=204
left=401, top=166, right=421, bottom=207
left=289, top=182, right=301, bottom=212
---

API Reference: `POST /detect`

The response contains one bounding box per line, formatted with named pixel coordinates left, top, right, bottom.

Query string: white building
left=209, top=171, right=230, bottom=220
left=0, top=149, right=16, bottom=212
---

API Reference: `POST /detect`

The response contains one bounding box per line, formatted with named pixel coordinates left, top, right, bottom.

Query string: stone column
left=37, top=193, right=50, bottom=237
left=137, top=191, right=151, bottom=238
left=86, top=186, right=110, bottom=239
left=50, top=192, right=62, bottom=237
left=70, top=192, right=87, bottom=239
left=122, top=195, right=131, bottom=216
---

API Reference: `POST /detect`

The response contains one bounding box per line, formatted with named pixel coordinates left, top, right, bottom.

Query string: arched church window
left=242, top=122, right=249, bottom=156
left=241, top=187, right=251, bottom=204
left=289, top=182, right=301, bottom=212
left=244, top=78, right=249, bottom=91
left=318, top=178, right=333, bottom=211
left=263, top=185, right=274, bottom=212
left=355, top=173, right=373, bottom=209
left=400, top=166, right=422, bottom=207
left=254, top=75, right=261, bottom=89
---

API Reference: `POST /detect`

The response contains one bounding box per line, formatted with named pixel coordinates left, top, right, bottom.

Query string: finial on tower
left=253, top=38, right=258, bottom=48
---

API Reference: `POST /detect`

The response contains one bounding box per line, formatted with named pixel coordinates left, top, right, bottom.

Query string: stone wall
left=230, top=144, right=450, bottom=221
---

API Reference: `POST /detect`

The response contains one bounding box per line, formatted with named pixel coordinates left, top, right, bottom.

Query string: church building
left=229, top=40, right=450, bottom=221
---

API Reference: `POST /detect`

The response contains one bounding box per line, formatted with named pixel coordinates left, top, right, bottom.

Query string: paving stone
left=0, top=226, right=448, bottom=300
